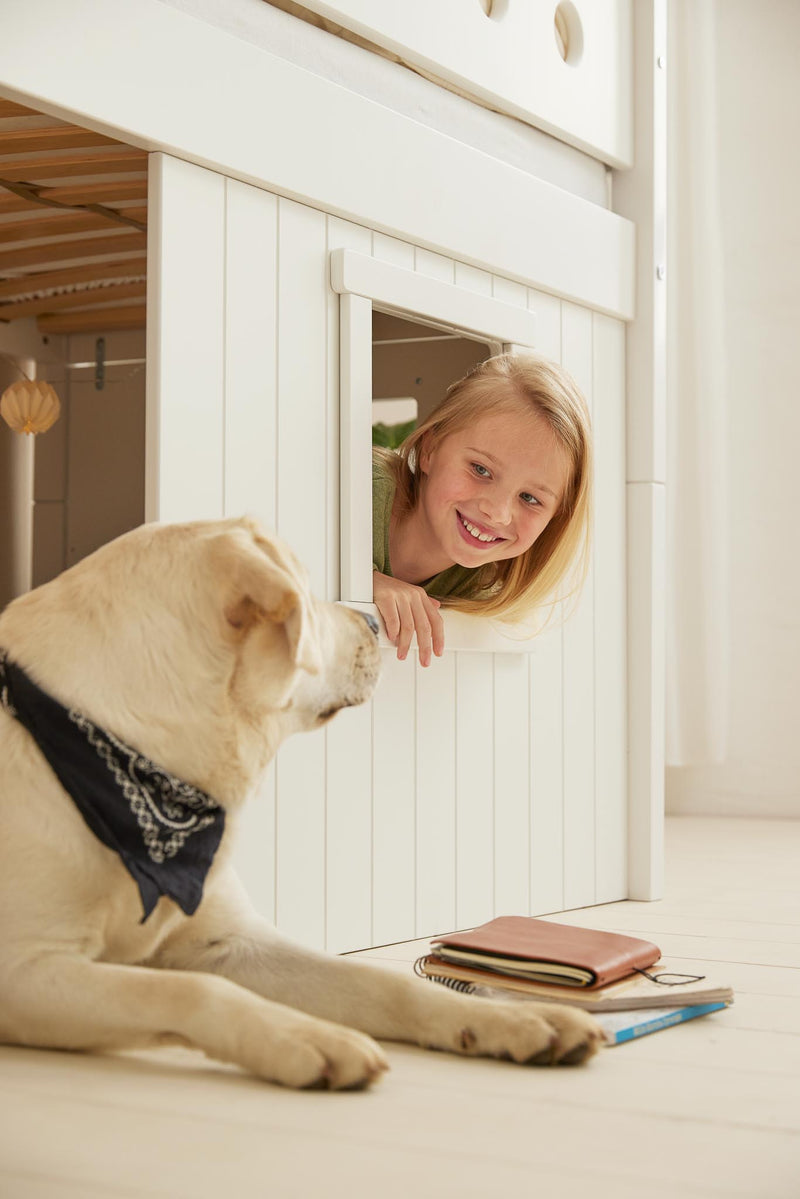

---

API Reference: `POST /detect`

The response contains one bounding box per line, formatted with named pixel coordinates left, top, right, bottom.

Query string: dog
left=0, top=516, right=601, bottom=1089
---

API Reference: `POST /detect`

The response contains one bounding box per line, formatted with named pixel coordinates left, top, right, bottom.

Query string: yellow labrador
left=0, top=516, right=601, bottom=1089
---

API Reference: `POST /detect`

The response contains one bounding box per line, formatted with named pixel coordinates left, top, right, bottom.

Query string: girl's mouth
left=457, top=511, right=506, bottom=546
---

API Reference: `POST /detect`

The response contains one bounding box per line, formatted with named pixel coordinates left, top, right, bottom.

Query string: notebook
left=415, top=955, right=734, bottom=1012
left=597, top=1003, right=730, bottom=1045
left=430, top=916, right=661, bottom=989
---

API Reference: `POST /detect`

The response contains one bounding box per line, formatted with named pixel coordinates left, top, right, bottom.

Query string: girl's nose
left=480, top=490, right=513, bottom=526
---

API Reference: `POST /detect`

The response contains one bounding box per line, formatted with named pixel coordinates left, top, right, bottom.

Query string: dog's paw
left=441, top=998, right=603, bottom=1067
left=266, top=1020, right=390, bottom=1091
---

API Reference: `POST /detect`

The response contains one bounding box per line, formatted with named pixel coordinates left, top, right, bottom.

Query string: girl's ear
left=418, top=433, right=434, bottom=474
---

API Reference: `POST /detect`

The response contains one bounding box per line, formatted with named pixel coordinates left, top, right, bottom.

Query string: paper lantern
left=0, top=379, right=61, bottom=435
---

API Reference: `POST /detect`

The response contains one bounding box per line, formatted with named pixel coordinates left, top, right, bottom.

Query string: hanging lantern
left=0, top=379, right=61, bottom=436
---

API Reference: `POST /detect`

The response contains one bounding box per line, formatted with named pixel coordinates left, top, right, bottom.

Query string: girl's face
left=417, top=403, right=571, bottom=571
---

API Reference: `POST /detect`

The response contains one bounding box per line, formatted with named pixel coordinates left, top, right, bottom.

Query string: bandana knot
left=0, top=649, right=225, bottom=921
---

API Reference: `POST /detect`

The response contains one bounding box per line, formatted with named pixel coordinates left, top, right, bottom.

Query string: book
left=597, top=1004, right=729, bottom=1046
left=415, top=954, right=734, bottom=1012
left=430, top=916, right=661, bottom=989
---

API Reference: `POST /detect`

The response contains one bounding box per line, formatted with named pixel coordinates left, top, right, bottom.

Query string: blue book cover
left=598, top=1003, right=729, bottom=1046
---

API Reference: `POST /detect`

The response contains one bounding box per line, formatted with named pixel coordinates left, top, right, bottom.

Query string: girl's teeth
left=461, top=516, right=497, bottom=543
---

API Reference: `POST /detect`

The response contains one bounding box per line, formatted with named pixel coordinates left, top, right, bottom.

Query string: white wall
left=666, top=0, right=800, bottom=817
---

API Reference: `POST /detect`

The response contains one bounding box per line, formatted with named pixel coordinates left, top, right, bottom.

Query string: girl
left=372, top=352, right=592, bottom=666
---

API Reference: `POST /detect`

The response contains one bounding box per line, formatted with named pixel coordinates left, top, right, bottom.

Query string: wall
left=666, top=0, right=800, bottom=817
left=32, top=330, right=146, bottom=587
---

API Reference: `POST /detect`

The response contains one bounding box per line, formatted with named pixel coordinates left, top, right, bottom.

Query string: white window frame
left=331, top=247, right=539, bottom=653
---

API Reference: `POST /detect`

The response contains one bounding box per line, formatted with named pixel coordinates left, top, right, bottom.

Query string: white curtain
left=665, top=0, right=730, bottom=766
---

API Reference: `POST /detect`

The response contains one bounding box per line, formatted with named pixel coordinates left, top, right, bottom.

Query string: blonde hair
left=381, top=352, right=593, bottom=624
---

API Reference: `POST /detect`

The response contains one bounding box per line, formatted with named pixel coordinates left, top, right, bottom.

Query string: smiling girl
left=372, top=352, right=593, bottom=665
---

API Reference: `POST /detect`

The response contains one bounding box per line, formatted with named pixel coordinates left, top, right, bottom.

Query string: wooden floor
left=1, top=816, right=798, bottom=1198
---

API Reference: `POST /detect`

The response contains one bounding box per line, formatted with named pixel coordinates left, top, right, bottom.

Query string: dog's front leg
left=0, top=952, right=387, bottom=1089
left=161, top=884, right=602, bottom=1067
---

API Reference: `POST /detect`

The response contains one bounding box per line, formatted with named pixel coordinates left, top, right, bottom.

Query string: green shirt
left=372, top=450, right=483, bottom=600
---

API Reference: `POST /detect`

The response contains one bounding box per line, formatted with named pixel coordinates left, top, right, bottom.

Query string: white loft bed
left=0, top=0, right=664, bottom=948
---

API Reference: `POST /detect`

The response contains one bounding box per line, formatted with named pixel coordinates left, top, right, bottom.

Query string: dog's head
left=0, top=516, right=381, bottom=806
left=207, top=517, right=380, bottom=729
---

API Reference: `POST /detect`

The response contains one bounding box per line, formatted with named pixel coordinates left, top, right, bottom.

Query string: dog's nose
left=361, top=611, right=380, bottom=637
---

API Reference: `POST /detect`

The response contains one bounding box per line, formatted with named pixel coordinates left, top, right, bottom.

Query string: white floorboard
left=1, top=816, right=798, bottom=1199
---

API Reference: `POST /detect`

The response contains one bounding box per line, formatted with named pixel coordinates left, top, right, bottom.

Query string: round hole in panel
left=478, top=0, right=509, bottom=19
left=554, top=1, right=584, bottom=66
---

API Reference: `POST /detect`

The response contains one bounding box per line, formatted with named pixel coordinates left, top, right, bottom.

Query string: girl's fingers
left=413, top=594, right=442, bottom=667
left=374, top=595, right=399, bottom=643
left=396, top=612, right=415, bottom=661
left=428, top=598, right=445, bottom=658
left=372, top=574, right=446, bottom=665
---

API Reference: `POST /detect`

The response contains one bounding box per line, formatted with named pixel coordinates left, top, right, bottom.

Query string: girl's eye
left=520, top=492, right=540, bottom=507
left=471, top=462, right=491, bottom=478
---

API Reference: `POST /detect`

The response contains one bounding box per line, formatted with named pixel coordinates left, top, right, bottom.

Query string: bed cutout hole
left=478, top=0, right=508, bottom=19
left=554, top=2, right=584, bottom=66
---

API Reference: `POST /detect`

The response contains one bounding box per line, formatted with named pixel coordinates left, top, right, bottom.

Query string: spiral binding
left=413, top=955, right=477, bottom=993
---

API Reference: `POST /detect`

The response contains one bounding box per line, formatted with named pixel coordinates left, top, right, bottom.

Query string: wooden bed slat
left=0, top=211, right=126, bottom=245
left=0, top=261, right=146, bottom=302
left=0, top=149, right=147, bottom=182
left=0, top=99, right=40, bottom=119
left=37, top=302, right=146, bottom=333
left=0, top=127, right=121, bottom=155
left=0, top=231, right=146, bottom=271
left=37, top=180, right=148, bottom=205
left=0, top=280, right=146, bottom=322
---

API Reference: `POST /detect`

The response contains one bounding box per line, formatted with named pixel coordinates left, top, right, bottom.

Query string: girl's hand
left=372, top=571, right=445, bottom=667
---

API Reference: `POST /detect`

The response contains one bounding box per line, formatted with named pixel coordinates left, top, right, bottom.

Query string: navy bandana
left=0, top=649, right=225, bottom=922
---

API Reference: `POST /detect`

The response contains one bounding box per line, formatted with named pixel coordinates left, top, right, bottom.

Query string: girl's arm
left=372, top=571, right=445, bottom=668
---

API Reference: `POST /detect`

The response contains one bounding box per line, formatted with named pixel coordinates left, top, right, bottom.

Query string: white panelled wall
left=148, top=153, right=627, bottom=954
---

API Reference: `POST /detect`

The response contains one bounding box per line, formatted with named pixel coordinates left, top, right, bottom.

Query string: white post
left=612, top=0, right=667, bottom=900
left=0, top=357, right=35, bottom=608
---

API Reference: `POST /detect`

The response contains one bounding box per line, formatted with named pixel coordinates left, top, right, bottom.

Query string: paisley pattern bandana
left=0, top=649, right=225, bottom=922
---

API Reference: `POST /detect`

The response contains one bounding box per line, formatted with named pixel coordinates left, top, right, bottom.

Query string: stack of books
left=415, top=916, right=733, bottom=1046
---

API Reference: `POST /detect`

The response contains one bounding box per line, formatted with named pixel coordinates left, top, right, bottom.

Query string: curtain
left=665, top=0, right=730, bottom=766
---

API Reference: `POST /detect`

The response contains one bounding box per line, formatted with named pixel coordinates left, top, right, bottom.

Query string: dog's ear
left=218, top=531, right=322, bottom=675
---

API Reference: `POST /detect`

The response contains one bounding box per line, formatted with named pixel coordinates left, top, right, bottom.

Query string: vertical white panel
left=223, top=180, right=278, bottom=529
left=493, top=653, right=531, bottom=914
left=326, top=216, right=372, bottom=601
left=414, top=247, right=455, bottom=283
left=231, top=771, right=276, bottom=924
left=275, top=198, right=329, bottom=594
left=338, top=292, right=373, bottom=603
left=528, top=288, right=562, bottom=355
left=274, top=726, right=326, bottom=949
left=530, top=627, right=565, bottom=913
left=528, top=290, right=564, bottom=915
left=593, top=314, right=628, bottom=902
left=217, top=168, right=278, bottom=936
left=491, top=276, right=528, bottom=310
left=273, top=199, right=329, bottom=949
left=371, top=232, right=415, bottom=268
left=372, top=653, right=416, bottom=944
left=223, top=181, right=280, bottom=917
left=326, top=700, right=373, bottom=953
left=627, top=481, right=665, bottom=900
left=454, top=262, right=492, bottom=296
left=561, top=301, right=596, bottom=910
left=416, top=654, right=457, bottom=935
left=146, top=153, right=225, bottom=522
left=324, top=216, right=376, bottom=954
left=455, top=654, right=494, bottom=928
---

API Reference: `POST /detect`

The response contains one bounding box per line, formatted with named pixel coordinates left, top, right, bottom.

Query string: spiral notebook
left=415, top=954, right=734, bottom=1012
